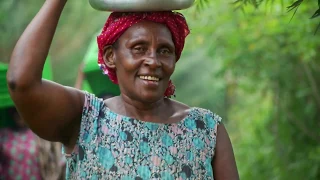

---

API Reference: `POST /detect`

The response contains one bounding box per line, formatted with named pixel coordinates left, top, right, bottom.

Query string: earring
left=164, top=80, right=176, bottom=98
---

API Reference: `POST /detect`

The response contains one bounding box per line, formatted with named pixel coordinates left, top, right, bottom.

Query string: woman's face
left=108, top=21, right=176, bottom=103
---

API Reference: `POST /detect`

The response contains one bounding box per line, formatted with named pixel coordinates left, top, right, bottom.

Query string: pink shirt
left=0, top=128, right=42, bottom=180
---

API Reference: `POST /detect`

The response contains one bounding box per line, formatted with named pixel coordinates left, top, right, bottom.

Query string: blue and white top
left=64, top=92, right=221, bottom=180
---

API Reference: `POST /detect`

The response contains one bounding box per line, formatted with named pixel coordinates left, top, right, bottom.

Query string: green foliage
left=234, top=0, right=320, bottom=33
left=196, top=0, right=320, bottom=33
left=180, top=0, right=320, bottom=179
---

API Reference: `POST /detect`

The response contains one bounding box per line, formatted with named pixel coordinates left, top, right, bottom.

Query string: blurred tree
left=1, top=0, right=319, bottom=179
left=180, top=0, right=320, bottom=179
left=232, top=0, right=320, bottom=33
left=196, top=0, right=320, bottom=33
left=0, top=0, right=109, bottom=85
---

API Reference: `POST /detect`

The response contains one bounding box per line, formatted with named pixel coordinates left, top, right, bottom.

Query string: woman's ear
left=103, top=45, right=116, bottom=69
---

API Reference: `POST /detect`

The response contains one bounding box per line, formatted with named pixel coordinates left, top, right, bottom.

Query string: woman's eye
left=134, top=47, right=142, bottom=51
left=159, top=48, right=171, bottom=55
left=133, top=46, right=145, bottom=53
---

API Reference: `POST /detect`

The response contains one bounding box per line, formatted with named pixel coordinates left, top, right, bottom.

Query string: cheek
left=162, top=59, right=176, bottom=76
left=115, top=54, right=142, bottom=76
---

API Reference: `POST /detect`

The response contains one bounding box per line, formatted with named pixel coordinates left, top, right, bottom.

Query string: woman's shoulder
left=81, top=92, right=121, bottom=118
left=81, top=91, right=106, bottom=115
left=168, top=99, right=222, bottom=124
left=166, top=98, right=190, bottom=111
left=168, top=98, right=217, bottom=115
left=189, top=106, right=221, bottom=119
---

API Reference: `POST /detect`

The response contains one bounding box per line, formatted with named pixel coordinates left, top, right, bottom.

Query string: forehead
left=118, top=21, right=174, bottom=44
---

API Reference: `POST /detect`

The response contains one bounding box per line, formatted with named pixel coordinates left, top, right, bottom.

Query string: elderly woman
left=7, top=0, right=239, bottom=179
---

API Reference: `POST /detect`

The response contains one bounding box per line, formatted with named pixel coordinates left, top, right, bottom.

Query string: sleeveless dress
left=64, top=92, right=221, bottom=180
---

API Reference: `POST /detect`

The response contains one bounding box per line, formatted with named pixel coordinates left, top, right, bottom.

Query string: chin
left=139, top=92, right=164, bottom=103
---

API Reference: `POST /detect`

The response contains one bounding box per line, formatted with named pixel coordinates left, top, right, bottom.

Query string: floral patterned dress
left=64, top=92, right=221, bottom=180
left=0, top=128, right=42, bottom=180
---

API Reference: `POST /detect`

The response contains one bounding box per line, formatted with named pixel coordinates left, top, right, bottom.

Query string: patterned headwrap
left=97, top=11, right=190, bottom=97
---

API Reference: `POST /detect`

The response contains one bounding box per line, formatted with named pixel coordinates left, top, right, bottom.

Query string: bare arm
left=212, top=124, right=240, bottom=180
left=6, top=0, right=84, bottom=148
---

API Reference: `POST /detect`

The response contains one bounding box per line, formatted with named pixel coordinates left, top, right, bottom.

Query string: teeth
left=139, top=76, right=159, bottom=81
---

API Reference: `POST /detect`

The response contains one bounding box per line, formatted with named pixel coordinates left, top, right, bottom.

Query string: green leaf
left=310, top=9, right=320, bottom=19
left=286, top=0, right=304, bottom=12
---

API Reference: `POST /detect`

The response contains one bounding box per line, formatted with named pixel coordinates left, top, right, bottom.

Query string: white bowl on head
left=89, top=0, right=195, bottom=12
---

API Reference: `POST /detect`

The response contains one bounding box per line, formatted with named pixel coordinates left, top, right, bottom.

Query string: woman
left=0, top=107, right=42, bottom=180
left=7, top=0, right=239, bottom=179
left=0, top=107, right=65, bottom=180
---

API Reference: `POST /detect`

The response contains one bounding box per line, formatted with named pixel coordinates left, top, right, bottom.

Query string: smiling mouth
left=139, top=75, right=160, bottom=82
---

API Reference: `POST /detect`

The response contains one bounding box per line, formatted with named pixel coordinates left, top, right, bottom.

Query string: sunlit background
left=1, top=0, right=319, bottom=179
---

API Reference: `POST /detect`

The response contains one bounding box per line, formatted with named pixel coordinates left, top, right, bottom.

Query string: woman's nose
left=144, top=50, right=161, bottom=68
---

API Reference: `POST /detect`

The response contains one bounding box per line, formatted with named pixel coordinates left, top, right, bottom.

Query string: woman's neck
left=117, top=94, right=173, bottom=123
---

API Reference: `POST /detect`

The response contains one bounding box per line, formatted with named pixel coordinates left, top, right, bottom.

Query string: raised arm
left=6, top=0, right=85, bottom=148
left=212, top=124, right=240, bottom=180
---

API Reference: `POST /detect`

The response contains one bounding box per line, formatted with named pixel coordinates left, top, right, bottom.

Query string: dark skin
left=104, top=21, right=189, bottom=123
left=7, top=0, right=239, bottom=179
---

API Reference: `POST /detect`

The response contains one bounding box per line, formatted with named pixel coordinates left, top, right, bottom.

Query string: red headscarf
left=97, top=11, right=190, bottom=97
